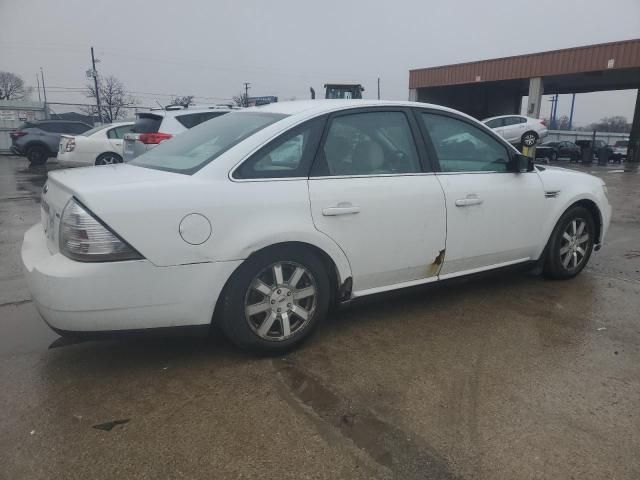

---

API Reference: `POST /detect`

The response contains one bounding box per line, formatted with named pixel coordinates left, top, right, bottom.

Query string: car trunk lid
left=41, top=164, right=187, bottom=255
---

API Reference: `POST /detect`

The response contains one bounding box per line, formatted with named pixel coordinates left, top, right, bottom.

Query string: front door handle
left=455, top=195, right=483, bottom=207
left=322, top=203, right=361, bottom=216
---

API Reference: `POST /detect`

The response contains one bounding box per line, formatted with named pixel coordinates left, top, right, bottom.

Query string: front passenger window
left=421, top=113, right=510, bottom=173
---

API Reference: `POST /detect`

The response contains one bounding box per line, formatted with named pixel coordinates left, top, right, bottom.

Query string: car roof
left=481, top=114, right=526, bottom=122
left=29, top=119, right=90, bottom=124
left=142, top=106, right=233, bottom=118
left=243, top=99, right=472, bottom=119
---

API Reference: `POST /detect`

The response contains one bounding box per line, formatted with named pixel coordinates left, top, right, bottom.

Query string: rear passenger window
left=234, top=117, right=324, bottom=179
left=107, top=125, right=134, bottom=139
left=314, top=111, right=420, bottom=176
left=133, top=114, right=163, bottom=133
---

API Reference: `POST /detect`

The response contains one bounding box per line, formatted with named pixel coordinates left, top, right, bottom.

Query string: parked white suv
left=483, top=115, right=548, bottom=146
left=123, top=106, right=232, bottom=161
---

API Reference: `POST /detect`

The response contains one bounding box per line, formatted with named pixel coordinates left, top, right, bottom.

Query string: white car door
left=418, top=111, right=546, bottom=276
left=308, top=109, right=446, bottom=294
left=500, top=116, right=525, bottom=143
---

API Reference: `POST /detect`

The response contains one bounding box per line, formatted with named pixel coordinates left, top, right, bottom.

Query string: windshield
left=81, top=125, right=111, bottom=136
left=130, top=111, right=287, bottom=174
left=615, top=141, right=628, bottom=147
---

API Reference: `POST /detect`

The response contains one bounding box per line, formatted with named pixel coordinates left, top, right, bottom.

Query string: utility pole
left=35, top=73, right=41, bottom=102
left=91, top=47, right=102, bottom=123
left=40, top=67, right=48, bottom=119
left=377, top=77, right=380, bottom=100
left=568, top=93, right=576, bottom=130
left=243, top=82, right=251, bottom=107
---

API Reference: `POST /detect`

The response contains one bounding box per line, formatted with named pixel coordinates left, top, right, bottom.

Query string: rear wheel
left=95, top=152, right=123, bottom=165
left=543, top=206, right=595, bottom=279
left=521, top=131, right=539, bottom=147
left=219, top=246, right=330, bottom=353
left=26, top=145, right=48, bottom=165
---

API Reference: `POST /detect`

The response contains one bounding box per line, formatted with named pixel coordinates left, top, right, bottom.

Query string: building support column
left=523, top=77, right=544, bottom=158
left=408, top=88, right=418, bottom=102
left=626, top=88, right=640, bottom=167
left=527, top=77, right=544, bottom=118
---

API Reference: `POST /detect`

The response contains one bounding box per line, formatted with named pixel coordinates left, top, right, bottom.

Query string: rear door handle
left=455, top=195, right=483, bottom=207
left=322, top=204, right=361, bottom=216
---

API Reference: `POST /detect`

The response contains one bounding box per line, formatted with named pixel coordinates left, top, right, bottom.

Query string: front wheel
left=543, top=206, right=595, bottom=279
left=95, top=152, right=123, bottom=166
left=219, top=247, right=330, bottom=353
left=521, top=131, right=539, bottom=147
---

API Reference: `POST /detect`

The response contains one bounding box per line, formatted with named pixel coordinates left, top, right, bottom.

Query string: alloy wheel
left=559, top=218, right=590, bottom=270
left=523, top=133, right=536, bottom=146
left=98, top=154, right=121, bottom=165
left=244, top=261, right=317, bottom=341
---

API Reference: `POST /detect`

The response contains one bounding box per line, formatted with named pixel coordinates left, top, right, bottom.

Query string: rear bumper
left=22, top=223, right=241, bottom=333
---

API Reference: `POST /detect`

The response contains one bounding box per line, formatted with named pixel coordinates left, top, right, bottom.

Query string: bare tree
left=577, top=116, right=631, bottom=133
left=557, top=115, right=571, bottom=130
left=232, top=93, right=248, bottom=107
left=85, top=75, right=137, bottom=123
left=0, top=71, right=32, bottom=100
left=171, top=95, right=195, bottom=107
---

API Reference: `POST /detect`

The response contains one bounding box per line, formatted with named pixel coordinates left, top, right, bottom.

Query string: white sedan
left=482, top=115, right=548, bottom=146
left=22, top=100, right=610, bottom=353
left=58, top=122, right=134, bottom=166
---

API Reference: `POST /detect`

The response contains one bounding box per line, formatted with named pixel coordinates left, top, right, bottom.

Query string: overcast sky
left=1, top=0, right=638, bottom=125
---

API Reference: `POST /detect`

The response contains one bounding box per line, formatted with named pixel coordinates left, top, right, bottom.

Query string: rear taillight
left=539, top=119, right=547, bottom=126
left=10, top=131, right=27, bottom=140
left=60, top=198, right=143, bottom=262
left=65, top=138, right=76, bottom=152
left=138, top=132, right=173, bottom=145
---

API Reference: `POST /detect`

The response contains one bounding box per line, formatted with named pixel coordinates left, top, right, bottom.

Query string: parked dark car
left=535, top=141, right=581, bottom=162
left=574, top=139, right=614, bottom=163
left=611, top=140, right=628, bottom=162
left=10, top=120, right=92, bottom=165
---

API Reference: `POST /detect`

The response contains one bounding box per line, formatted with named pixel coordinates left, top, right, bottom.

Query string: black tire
left=543, top=206, right=595, bottom=280
left=550, top=151, right=558, bottom=162
left=95, top=152, right=123, bottom=166
left=219, top=246, right=330, bottom=354
left=26, top=145, right=48, bottom=165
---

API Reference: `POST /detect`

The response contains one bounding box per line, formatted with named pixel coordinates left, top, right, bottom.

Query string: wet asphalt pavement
left=1, top=155, right=639, bottom=479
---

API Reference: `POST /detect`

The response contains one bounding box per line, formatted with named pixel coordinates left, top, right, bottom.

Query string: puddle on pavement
left=274, top=357, right=460, bottom=480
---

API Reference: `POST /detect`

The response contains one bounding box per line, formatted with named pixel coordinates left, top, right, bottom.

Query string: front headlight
left=60, top=198, right=143, bottom=262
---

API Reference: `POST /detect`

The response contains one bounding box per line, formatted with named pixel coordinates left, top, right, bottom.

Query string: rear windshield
left=615, top=141, right=628, bottom=147
left=175, top=111, right=228, bottom=129
left=130, top=111, right=287, bottom=174
left=81, top=125, right=110, bottom=136
left=133, top=113, right=163, bottom=133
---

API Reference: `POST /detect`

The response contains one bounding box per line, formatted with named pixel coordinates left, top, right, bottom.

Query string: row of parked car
left=9, top=105, right=232, bottom=166
left=10, top=109, right=629, bottom=168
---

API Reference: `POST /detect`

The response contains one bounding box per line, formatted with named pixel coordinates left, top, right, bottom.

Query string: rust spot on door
left=426, top=249, right=446, bottom=276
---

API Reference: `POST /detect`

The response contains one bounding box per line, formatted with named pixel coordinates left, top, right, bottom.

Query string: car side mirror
left=509, top=154, right=533, bottom=173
